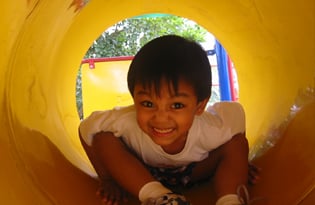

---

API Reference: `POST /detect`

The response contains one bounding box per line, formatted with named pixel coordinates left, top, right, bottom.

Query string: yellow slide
left=0, top=0, right=314, bottom=204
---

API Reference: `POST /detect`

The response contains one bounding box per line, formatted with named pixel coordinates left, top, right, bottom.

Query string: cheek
left=176, top=113, right=195, bottom=129
left=136, top=111, right=149, bottom=129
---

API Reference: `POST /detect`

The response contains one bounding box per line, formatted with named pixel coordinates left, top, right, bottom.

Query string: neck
left=161, top=135, right=187, bottom=154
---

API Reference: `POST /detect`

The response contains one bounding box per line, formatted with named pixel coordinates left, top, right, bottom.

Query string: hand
left=97, top=179, right=129, bottom=205
left=248, top=163, right=261, bottom=185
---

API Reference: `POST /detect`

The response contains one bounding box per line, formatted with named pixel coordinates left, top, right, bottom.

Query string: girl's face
left=133, top=78, right=208, bottom=154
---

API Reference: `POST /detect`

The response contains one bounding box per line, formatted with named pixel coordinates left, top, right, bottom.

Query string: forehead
left=134, top=78, right=196, bottom=97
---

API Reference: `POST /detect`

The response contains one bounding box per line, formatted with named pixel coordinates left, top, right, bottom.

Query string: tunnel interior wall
left=0, top=0, right=314, bottom=204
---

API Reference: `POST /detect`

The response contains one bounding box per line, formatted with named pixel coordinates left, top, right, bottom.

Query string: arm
left=191, top=132, right=249, bottom=201
left=79, top=130, right=110, bottom=181
left=213, top=132, right=249, bottom=199
left=78, top=108, right=175, bottom=203
left=79, top=130, right=155, bottom=197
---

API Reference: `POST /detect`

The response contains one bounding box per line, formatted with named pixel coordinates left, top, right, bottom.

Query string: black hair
left=127, top=35, right=212, bottom=102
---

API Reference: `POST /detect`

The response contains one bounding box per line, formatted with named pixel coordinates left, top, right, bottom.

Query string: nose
left=153, top=108, right=170, bottom=123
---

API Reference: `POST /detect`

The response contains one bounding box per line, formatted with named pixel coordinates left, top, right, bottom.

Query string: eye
left=171, top=102, right=184, bottom=109
left=141, top=101, right=153, bottom=108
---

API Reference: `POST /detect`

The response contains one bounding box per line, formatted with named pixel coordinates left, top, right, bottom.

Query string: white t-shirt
left=79, top=102, right=245, bottom=168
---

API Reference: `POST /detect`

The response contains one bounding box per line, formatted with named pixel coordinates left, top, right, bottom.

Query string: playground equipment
left=0, top=0, right=314, bottom=204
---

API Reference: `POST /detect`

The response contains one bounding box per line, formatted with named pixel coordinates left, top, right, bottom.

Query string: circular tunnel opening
left=75, top=14, right=240, bottom=121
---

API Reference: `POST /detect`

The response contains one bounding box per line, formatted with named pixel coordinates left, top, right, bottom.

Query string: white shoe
left=142, top=192, right=191, bottom=205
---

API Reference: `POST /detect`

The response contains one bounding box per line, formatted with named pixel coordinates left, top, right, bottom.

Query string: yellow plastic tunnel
left=1, top=0, right=314, bottom=204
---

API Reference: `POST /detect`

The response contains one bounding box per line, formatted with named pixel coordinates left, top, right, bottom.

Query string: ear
left=195, top=97, right=210, bottom=115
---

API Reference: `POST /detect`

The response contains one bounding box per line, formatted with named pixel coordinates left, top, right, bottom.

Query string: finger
left=249, top=163, right=262, bottom=173
left=249, top=170, right=259, bottom=179
left=249, top=168, right=261, bottom=179
left=97, top=188, right=105, bottom=197
left=248, top=174, right=260, bottom=185
left=103, top=197, right=114, bottom=205
left=122, top=191, right=129, bottom=202
left=105, top=190, right=119, bottom=205
left=102, top=191, right=114, bottom=204
left=121, top=193, right=128, bottom=202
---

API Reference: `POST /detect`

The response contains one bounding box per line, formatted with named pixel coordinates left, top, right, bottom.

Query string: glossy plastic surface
left=0, top=0, right=314, bottom=204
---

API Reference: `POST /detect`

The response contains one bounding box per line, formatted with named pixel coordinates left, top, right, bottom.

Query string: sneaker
left=142, top=192, right=191, bottom=205
left=237, top=184, right=250, bottom=204
left=237, top=184, right=266, bottom=205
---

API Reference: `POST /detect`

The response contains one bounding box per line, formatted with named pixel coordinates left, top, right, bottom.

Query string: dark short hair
left=127, top=35, right=212, bottom=102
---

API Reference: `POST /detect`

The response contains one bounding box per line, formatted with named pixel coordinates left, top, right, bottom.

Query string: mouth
left=152, top=127, right=174, bottom=136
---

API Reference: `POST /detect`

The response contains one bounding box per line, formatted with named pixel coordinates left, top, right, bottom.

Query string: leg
left=191, top=133, right=249, bottom=201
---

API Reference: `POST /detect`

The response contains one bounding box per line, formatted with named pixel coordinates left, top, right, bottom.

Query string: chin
left=151, top=137, right=172, bottom=147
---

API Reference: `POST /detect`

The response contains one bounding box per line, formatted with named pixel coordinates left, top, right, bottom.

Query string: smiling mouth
left=153, top=127, right=173, bottom=134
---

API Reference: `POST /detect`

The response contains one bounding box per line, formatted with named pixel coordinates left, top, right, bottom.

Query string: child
left=79, top=35, right=253, bottom=205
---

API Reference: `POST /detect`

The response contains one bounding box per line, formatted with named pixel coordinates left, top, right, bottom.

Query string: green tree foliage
left=84, top=15, right=208, bottom=58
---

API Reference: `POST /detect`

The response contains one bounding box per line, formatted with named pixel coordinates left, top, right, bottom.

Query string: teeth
left=153, top=128, right=172, bottom=133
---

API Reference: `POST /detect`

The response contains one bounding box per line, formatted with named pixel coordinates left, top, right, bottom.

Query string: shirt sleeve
left=198, top=101, right=246, bottom=150
left=211, top=101, right=246, bottom=136
left=79, top=105, right=136, bottom=146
